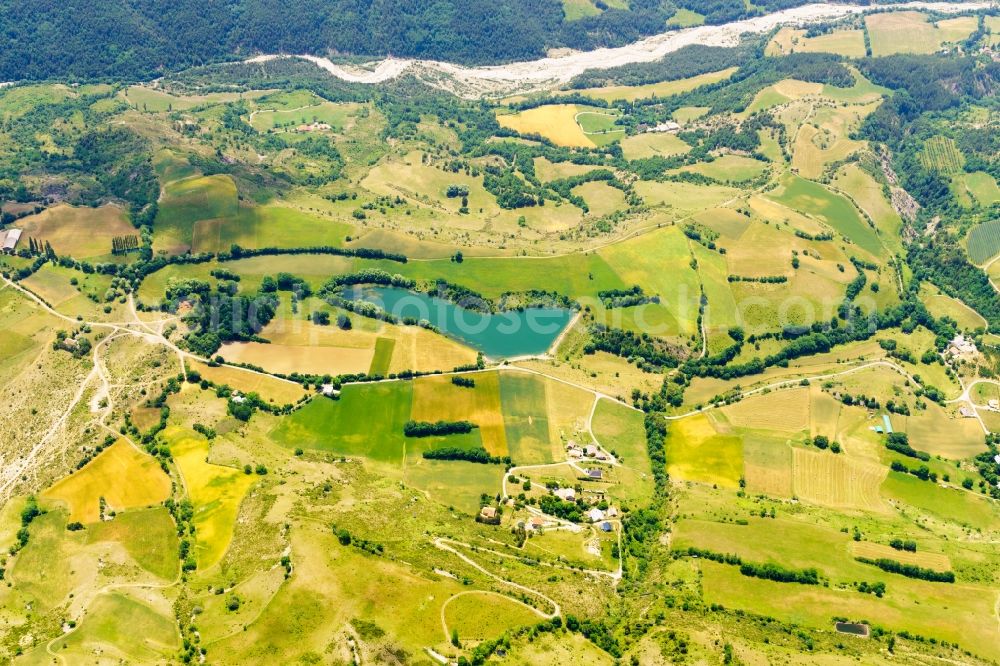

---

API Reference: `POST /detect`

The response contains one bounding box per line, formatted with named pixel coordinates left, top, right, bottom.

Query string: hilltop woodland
left=0, top=8, right=999, bottom=665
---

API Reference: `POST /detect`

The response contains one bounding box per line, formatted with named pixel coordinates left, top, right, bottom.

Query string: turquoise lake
left=356, top=286, right=573, bottom=358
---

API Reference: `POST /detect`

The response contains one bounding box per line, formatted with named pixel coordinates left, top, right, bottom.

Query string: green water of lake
left=357, top=286, right=573, bottom=358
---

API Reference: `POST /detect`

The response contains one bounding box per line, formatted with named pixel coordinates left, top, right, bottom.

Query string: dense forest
left=0, top=0, right=822, bottom=80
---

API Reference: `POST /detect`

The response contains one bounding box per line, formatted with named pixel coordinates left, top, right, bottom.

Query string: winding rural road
left=432, top=537, right=561, bottom=618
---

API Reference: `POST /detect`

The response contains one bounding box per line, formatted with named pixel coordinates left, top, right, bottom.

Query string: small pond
left=354, top=286, right=573, bottom=359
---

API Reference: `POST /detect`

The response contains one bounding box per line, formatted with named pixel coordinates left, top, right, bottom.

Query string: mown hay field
left=791, top=447, right=886, bottom=511
left=721, top=388, right=810, bottom=434
left=189, top=360, right=308, bottom=405
left=791, top=104, right=874, bottom=179
left=192, top=206, right=353, bottom=254
left=500, top=372, right=558, bottom=466
left=124, top=86, right=270, bottom=112
left=673, top=155, right=768, bottom=183
left=270, top=382, right=416, bottom=462
left=833, top=164, right=902, bottom=251
left=592, top=398, right=650, bottom=476
left=882, top=472, right=1000, bottom=531
left=598, top=225, right=702, bottom=338
left=866, top=12, right=944, bottom=56
left=42, top=440, right=171, bottom=524
left=742, top=435, right=793, bottom=497
left=849, top=541, right=951, bottom=573
left=19, top=264, right=84, bottom=307
left=572, top=181, right=626, bottom=217
left=954, top=171, right=1000, bottom=209
left=57, top=591, right=180, bottom=662
left=919, top=284, right=987, bottom=331
left=219, top=341, right=375, bottom=376
left=698, top=560, right=999, bottom=660
left=634, top=180, right=739, bottom=213
left=248, top=101, right=360, bottom=132
left=443, top=592, right=542, bottom=641
left=14, top=203, right=136, bottom=260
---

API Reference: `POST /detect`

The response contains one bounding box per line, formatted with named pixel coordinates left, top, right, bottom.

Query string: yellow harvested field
left=15, top=204, right=136, bottom=259
left=42, top=441, right=171, bottom=524
left=665, top=413, right=743, bottom=488
left=497, top=105, right=593, bottom=148
left=189, top=360, right=307, bottom=405
left=221, top=314, right=476, bottom=377
left=849, top=541, right=951, bottom=572
left=411, top=372, right=507, bottom=456
left=169, top=427, right=256, bottom=568
left=385, top=326, right=478, bottom=374
left=722, top=388, right=810, bottom=434
left=571, top=68, right=737, bottom=102
left=792, top=447, right=886, bottom=511
left=219, top=341, right=375, bottom=376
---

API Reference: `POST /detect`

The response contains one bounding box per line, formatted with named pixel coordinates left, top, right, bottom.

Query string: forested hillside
left=1, top=0, right=816, bottom=80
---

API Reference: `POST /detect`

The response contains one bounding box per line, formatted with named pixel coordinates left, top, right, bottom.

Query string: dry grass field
left=497, top=105, right=596, bottom=147
left=866, top=12, right=975, bottom=56
left=791, top=104, right=875, bottom=179
left=219, top=340, right=375, bottom=376
left=14, top=203, right=137, bottom=259
left=620, top=132, right=691, bottom=160
left=767, top=27, right=867, bottom=58
left=189, top=360, right=308, bottom=405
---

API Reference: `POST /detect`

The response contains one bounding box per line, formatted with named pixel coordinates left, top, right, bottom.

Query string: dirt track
left=245, top=1, right=989, bottom=98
